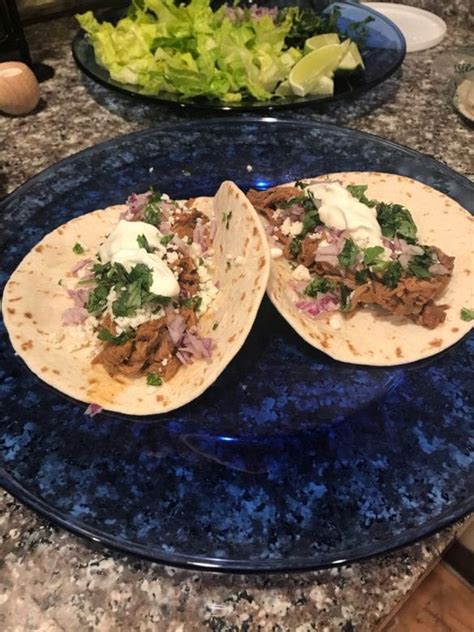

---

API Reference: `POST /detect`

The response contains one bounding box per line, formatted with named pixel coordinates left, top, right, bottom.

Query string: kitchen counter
left=1, top=12, right=473, bottom=632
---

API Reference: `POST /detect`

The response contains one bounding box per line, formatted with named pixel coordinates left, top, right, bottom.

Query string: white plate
left=362, top=2, right=447, bottom=52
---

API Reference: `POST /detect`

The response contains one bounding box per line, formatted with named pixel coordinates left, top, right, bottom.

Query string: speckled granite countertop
left=1, top=11, right=473, bottom=632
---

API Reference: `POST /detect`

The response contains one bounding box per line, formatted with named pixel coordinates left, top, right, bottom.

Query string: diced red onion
left=429, top=263, right=450, bottom=275
left=193, top=221, right=209, bottom=253
left=166, top=314, right=186, bottom=346
left=67, top=288, right=91, bottom=308
left=159, top=220, right=172, bottom=234
left=265, top=224, right=275, bottom=236
left=62, top=307, right=88, bottom=325
left=176, top=350, right=191, bottom=365
left=172, top=234, right=191, bottom=255
left=122, top=192, right=151, bottom=220
left=85, top=403, right=103, bottom=417
left=71, top=258, right=93, bottom=276
left=296, top=294, right=339, bottom=318
left=178, top=327, right=215, bottom=363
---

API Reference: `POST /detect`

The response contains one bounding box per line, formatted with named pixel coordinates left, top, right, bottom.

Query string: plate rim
left=1, top=470, right=473, bottom=573
left=1, top=117, right=473, bottom=572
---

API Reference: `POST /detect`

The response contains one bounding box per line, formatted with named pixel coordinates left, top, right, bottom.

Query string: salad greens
left=77, top=0, right=369, bottom=102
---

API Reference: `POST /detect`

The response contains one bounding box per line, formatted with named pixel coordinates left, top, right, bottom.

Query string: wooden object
left=0, top=60, right=40, bottom=115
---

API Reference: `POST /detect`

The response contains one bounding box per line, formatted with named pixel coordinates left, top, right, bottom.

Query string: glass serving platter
left=0, top=118, right=472, bottom=571
left=72, top=0, right=406, bottom=111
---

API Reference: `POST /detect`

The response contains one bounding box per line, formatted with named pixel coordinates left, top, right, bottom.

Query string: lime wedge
left=337, top=41, right=365, bottom=73
left=289, top=40, right=350, bottom=97
left=308, top=75, right=334, bottom=96
left=304, top=33, right=340, bottom=54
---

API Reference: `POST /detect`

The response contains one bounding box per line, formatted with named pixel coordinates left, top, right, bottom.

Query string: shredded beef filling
left=248, top=185, right=455, bottom=329
left=93, top=307, right=199, bottom=379
left=173, top=208, right=208, bottom=240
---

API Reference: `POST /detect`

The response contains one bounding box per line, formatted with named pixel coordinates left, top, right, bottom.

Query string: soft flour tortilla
left=265, top=172, right=473, bottom=366
left=2, top=181, right=270, bottom=414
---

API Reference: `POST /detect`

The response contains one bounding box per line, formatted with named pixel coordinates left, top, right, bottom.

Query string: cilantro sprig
left=97, top=328, right=134, bottom=345
left=460, top=308, right=474, bottom=322
left=142, top=188, right=162, bottom=226
left=73, top=242, right=85, bottom=255
left=376, top=202, right=418, bottom=244
left=304, top=276, right=333, bottom=297
left=338, top=238, right=360, bottom=269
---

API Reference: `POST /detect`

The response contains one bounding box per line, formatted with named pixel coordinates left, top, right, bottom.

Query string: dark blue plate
left=72, top=1, right=406, bottom=111
left=1, top=119, right=473, bottom=572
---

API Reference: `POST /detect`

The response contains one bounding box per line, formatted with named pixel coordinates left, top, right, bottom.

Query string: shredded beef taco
left=248, top=172, right=473, bottom=366
left=2, top=181, right=270, bottom=414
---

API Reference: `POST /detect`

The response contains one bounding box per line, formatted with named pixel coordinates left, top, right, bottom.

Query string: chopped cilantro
left=289, top=238, right=302, bottom=259
left=355, top=269, right=369, bottom=285
left=137, top=234, right=153, bottom=252
left=73, top=242, right=85, bottom=255
left=198, top=257, right=204, bottom=266
left=379, top=261, right=402, bottom=289
left=295, top=180, right=308, bottom=189
left=363, top=246, right=384, bottom=266
left=299, top=191, right=322, bottom=236
left=338, top=238, right=360, bottom=268
left=146, top=372, right=163, bottom=386
left=346, top=185, right=376, bottom=208
left=142, top=188, right=162, bottom=226
left=460, top=308, right=474, bottom=322
left=304, top=276, right=332, bottom=297
left=85, top=260, right=169, bottom=319
left=58, top=279, right=63, bottom=286
left=339, top=284, right=351, bottom=312
left=183, top=295, right=202, bottom=311
left=160, top=233, right=174, bottom=246
left=376, top=202, right=417, bottom=243
left=97, top=328, right=133, bottom=345
left=407, top=248, right=433, bottom=279
left=226, top=260, right=232, bottom=271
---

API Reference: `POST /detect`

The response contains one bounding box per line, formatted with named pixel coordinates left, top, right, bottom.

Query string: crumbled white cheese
left=281, top=218, right=303, bottom=237
left=113, top=306, right=165, bottom=333
left=292, top=264, right=311, bottom=281
left=289, top=221, right=303, bottom=236
left=234, top=256, right=245, bottom=267
left=281, top=218, right=292, bottom=236
left=271, top=247, right=283, bottom=259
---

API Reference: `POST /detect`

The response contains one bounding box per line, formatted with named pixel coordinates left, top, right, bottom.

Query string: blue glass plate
left=0, top=119, right=472, bottom=572
left=72, top=0, right=406, bottom=111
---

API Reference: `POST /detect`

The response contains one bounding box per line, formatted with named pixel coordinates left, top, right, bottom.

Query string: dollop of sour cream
left=99, top=220, right=164, bottom=260
left=98, top=220, right=179, bottom=297
left=305, top=182, right=388, bottom=253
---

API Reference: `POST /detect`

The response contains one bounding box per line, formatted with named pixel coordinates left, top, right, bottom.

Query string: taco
left=2, top=181, right=270, bottom=414
left=248, top=172, right=473, bottom=366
